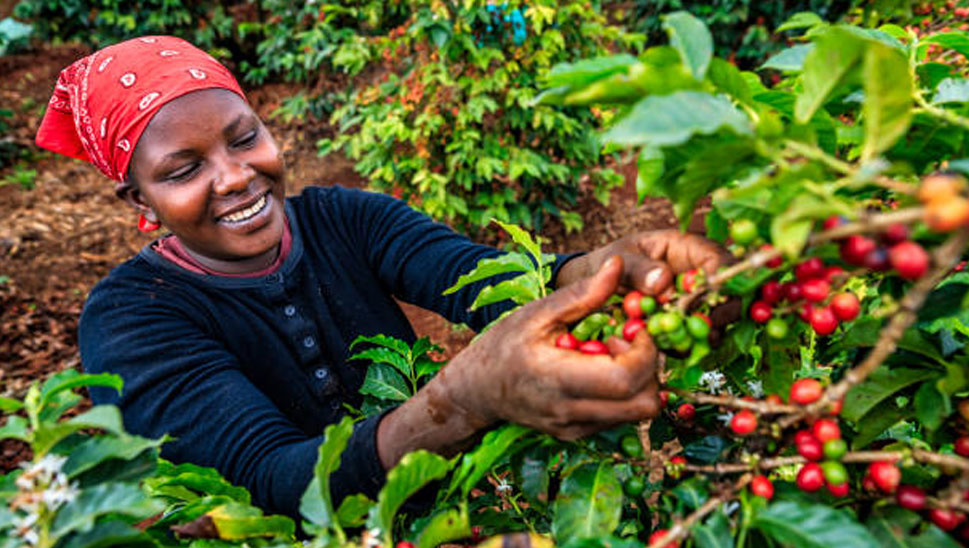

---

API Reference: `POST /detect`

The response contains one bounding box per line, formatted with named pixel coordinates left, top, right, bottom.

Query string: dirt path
left=0, top=43, right=700, bottom=398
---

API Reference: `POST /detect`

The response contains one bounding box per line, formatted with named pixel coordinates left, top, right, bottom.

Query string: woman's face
left=125, top=88, right=286, bottom=273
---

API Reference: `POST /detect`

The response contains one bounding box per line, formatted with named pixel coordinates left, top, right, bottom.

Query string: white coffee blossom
left=698, top=371, right=727, bottom=394
left=746, top=380, right=765, bottom=399
left=495, top=477, right=513, bottom=495
left=717, top=412, right=735, bottom=426
left=13, top=514, right=39, bottom=546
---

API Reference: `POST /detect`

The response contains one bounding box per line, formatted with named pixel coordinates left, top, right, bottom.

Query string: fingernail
left=645, top=268, right=663, bottom=289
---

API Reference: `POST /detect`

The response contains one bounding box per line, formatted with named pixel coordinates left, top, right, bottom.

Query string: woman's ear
left=119, top=184, right=157, bottom=222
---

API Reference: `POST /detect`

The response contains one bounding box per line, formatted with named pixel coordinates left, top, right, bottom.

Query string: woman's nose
left=213, top=155, right=255, bottom=195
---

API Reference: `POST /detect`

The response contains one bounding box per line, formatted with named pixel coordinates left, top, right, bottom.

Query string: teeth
left=222, top=195, right=267, bottom=223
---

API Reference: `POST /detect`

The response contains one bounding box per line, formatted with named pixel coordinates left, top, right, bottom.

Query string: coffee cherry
left=889, top=241, right=929, bottom=280
left=623, top=319, right=645, bottom=342
left=623, top=291, right=645, bottom=319
left=824, top=266, right=845, bottom=283
left=396, top=542, right=416, bottom=548
left=830, top=293, right=860, bottom=322
left=801, top=278, right=830, bottom=302
left=795, top=257, right=826, bottom=281
left=917, top=173, right=965, bottom=203
left=823, top=438, right=848, bottom=460
left=929, top=508, right=965, bottom=532
left=895, top=485, right=926, bottom=510
left=730, top=219, right=759, bottom=245
left=863, top=247, right=891, bottom=272
left=556, top=333, right=580, bottom=350
left=730, top=410, right=757, bottom=436
left=828, top=398, right=843, bottom=416
left=765, top=394, right=784, bottom=405
left=621, top=434, right=643, bottom=458
left=761, top=281, right=783, bottom=305
left=794, top=429, right=815, bottom=445
left=677, top=403, right=696, bottom=421
left=797, top=437, right=824, bottom=461
left=955, top=436, right=969, bottom=457
left=624, top=476, right=645, bottom=497
left=750, top=301, right=772, bottom=323
left=766, top=318, right=789, bottom=339
left=761, top=244, right=783, bottom=268
left=648, top=529, right=679, bottom=548
left=841, top=235, right=877, bottom=266
left=782, top=281, right=803, bottom=302
left=809, top=306, right=839, bottom=336
left=821, top=461, right=848, bottom=485
left=797, top=463, right=825, bottom=492
left=882, top=223, right=910, bottom=245
left=925, top=196, right=969, bottom=232
left=670, top=456, right=687, bottom=465
left=791, top=379, right=823, bottom=405
left=751, top=475, right=774, bottom=499
left=799, top=302, right=815, bottom=323
left=812, top=419, right=842, bottom=443
left=823, top=215, right=847, bottom=230
left=677, top=269, right=701, bottom=293
left=686, top=315, right=711, bottom=340
left=869, top=461, right=901, bottom=493
left=579, top=340, right=610, bottom=355
left=640, top=295, right=657, bottom=315
left=659, top=391, right=669, bottom=408
left=959, top=400, right=969, bottom=422
left=826, top=480, right=849, bottom=497
left=658, top=313, right=683, bottom=333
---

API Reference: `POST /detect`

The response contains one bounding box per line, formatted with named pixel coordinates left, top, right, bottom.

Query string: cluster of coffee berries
left=749, top=256, right=861, bottom=336
left=793, top=417, right=849, bottom=496
left=556, top=289, right=711, bottom=359
left=830, top=217, right=930, bottom=281
left=919, top=172, right=969, bottom=233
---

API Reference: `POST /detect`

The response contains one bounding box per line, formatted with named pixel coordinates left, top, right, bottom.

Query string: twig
left=681, top=449, right=969, bottom=475
left=647, top=475, right=751, bottom=548
left=672, top=389, right=800, bottom=415
left=781, top=229, right=969, bottom=427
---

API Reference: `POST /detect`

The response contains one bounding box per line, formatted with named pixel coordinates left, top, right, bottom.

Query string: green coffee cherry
left=766, top=318, right=789, bottom=339
left=686, top=315, right=711, bottom=340
left=621, top=435, right=643, bottom=458
left=658, top=313, right=682, bottom=333
left=823, top=439, right=847, bottom=461
left=640, top=296, right=657, bottom=315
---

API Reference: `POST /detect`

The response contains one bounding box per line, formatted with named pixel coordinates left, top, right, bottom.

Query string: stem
left=781, top=229, right=969, bottom=427
left=914, top=93, right=969, bottom=131
left=681, top=449, right=969, bottom=475
left=647, top=475, right=751, bottom=548
left=672, top=389, right=800, bottom=415
left=783, top=140, right=854, bottom=176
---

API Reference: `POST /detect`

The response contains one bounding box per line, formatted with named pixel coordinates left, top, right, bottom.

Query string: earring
left=137, top=214, right=161, bottom=232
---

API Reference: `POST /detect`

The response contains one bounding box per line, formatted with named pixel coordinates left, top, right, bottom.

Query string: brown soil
left=0, top=43, right=702, bottom=403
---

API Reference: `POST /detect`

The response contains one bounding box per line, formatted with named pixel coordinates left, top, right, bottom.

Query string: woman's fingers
left=552, top=329, right=658, bottom=399
left=556, top=387, right=661, bottom=425
left=618, top=253, right=673, bottom=296
left=532, top=255, right=624, bottom=327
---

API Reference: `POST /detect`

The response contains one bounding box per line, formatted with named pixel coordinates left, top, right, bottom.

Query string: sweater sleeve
left=322, top=187, right=583, bottom=331
left=78, top=276, right=385, bottom=519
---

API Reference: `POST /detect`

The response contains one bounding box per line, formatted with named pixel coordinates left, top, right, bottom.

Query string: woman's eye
left=234, top=130, right=258, bottom=147
left=167, top=163, right=199, bottom=181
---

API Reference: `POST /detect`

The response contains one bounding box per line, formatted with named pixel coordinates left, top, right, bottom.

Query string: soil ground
left=0, top=43, right=705, bottom=467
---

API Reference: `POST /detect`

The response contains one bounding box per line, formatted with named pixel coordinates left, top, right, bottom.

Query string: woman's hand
left=555, top=229, right=734, bottom=296
left=377, top=256, right=662, bottom=468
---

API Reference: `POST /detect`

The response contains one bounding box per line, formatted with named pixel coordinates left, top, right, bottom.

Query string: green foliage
left=324, top=0, right=640, bottom=235
left=0, top=17, right=32, bottom=56
left=348, top=334, right=443, bottom=416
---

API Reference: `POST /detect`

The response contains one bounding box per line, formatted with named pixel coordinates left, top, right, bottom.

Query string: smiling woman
left=34, top=35, right=730, bottom=520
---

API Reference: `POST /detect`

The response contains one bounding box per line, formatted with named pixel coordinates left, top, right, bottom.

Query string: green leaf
left=755, top=501, right=880, bottom=548
left=692, top=511, right=734, bottom=548
left=39, top=370, right=122, bottom=411
left=861, top=42, right=913, bottom=162
left=51, top=482, right=164, bottom=539
left=145, top=462, right=250, bottom=503
left=448, top=424, right=530, bottom=499
left=551, top=462, right=622, bottom=545
left=494, top=220, right=544, bottom=265
left=662, top=11, right=713, bottom=81
left=336, top=494, right=372, bottom=528
left=349, top=347, right=412, bottom=379
left=470, top=278, right=539, bottom=310
left=932, top=78, right=969, bottom=104
left=842, top=367, right=936, bottom=422
left=671, top=140, right=756, bottom=230
left=0, top=416, right=28, bottom=442
left=635, top=147, right=664, bottom=206
left=761, top=44, right=814, bottom=72
left=367, top=450, right=451, bottom=546
left=442, top=253, right=533, bottom=296
left=207, top=503, right=295, bottom=540
left=0, top=397, right=23, bottom=413
left=63, top=434, right=166, bottom=479
left=795, top=28, right=865, bottom=123
left=867, top=507, right=962, bottom=548
left=777, top=12, right=825, bottom=32
left=34, top=405, right=126, bottom=456
left=672, top=477, right=708, bottom=510
left=59, top=520, right=153, bottom=548
left=417, top=506, right=470, bottom=548
left=708, top=58, right=753, bottom=105
left=683, top=436, right=728, bottom=464
left=299, top=417, right=354, bottom=536
left=913, top=382, right=949, bottom=431
left=852, top=398, right=913, bottom=449
left=921, top=32, right=969, bottom=58
left=542, top=55, right=639, bottom=89
left=603, top=91, right=752, bottom=147
left=349, top=334, right=410, bottom=357
left=359, top=363, right=411, bottom=401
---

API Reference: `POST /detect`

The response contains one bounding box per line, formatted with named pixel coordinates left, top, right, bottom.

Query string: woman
left=36, top=36, right=729, bottom=519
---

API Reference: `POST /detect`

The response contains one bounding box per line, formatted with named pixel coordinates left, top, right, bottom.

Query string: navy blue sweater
left=80, top=186, right=577, bottom=518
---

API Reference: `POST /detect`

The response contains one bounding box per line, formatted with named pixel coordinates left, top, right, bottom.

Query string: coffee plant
left=320, top=0, right=640, bottom=235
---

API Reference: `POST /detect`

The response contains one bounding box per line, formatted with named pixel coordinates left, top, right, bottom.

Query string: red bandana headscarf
left=35, top=35, right=246, bottom=192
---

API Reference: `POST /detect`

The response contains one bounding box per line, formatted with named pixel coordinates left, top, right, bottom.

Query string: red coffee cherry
left=864, top=247, right=891, bottom=272
left=790, top=379, right=823, bottom=405
left=730, top=410, right=758, bottom=436
left=882, top=223, right=910, bottom=245
left=765, top=394, right=784, bottom=405
left=955, top=436, right=969, bottom=457
left=795, top=257, right=826, bottom=281
left=828, top=398, right=843, bottom=416
left=782, top=282, right=803, bottom=302
left=812, top=418, right=841, bottom=443
left=659, top=391, right=669, bottom=409
left=579, top=340, right=610, bottom=355
left=761, top=281, right=783, bottom=305
left=809, top=306, right=839, bottom=336
left=555, top=333, right=580, bottom=350
left=824, top=265, right=845, bottom=283
left=761, top=244, right=783, bottom=268
left=750, top=301, right=773, bottom=323
left=925, top=196, right=969, bottom=232
left=622, top=319, right=645, bottom=342
left=889, top=241, right=930, bottom=281
left=396, top=542, right=416, bottom=548
left=677, top=403, right=696, bottom=421
left=623, top=290, right=645, bottom=319
left=830, top=292, right=860, bottom=322
left=841, top=235, right=877, bottom=266
left=801, top=278, right=830, bottom=302
left=895, top=485, right=926, bottom=510
left=678, top=269, right=701, bottom=293
left=823, top=215, right=847, bottom=230
left=670, top=456, right=687, bottom=465
left=929, top=508, right=965, bottom=532
left=869, top=461, right=901, bottom=493
left=797, top=437, right=824, bottom=461
left=794, top=429, right=815, bottom=445
left=796, top=463, right=825, bottom=492
left=826, top=480, right=850, bottom=497
left=751, top=475, right=774, bottom=499
left=648, top=529, right=679, bottom=548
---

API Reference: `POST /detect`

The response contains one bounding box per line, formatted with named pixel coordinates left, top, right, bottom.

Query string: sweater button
left=314, top=368, right=328, bottom=380
left=284, top=304, right=296, bottom=317
left=303, top=336, right=315, bottom=348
